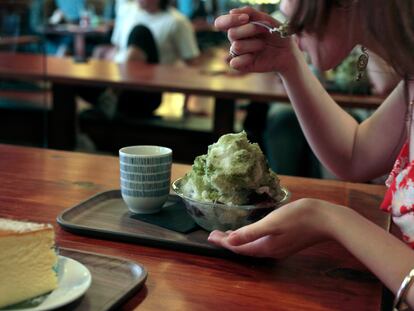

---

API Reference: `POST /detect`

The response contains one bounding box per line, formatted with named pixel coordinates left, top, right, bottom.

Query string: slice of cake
left=0, top=218, right=58, bottom=308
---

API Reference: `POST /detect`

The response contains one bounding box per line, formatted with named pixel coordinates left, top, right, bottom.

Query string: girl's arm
left=209, top=199, right=414, bottom=309
left=215, top=8, right=407, bottom=181
left=329, top=204, right=414, bottom=308
left=280, top=51, right=406, bottom=181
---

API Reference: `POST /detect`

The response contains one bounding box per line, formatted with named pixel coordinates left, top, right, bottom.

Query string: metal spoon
left=250, top=21, right=292, bottom=38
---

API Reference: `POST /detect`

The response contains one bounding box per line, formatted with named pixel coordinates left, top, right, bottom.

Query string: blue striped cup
left=119, top=146, right=172, bottom=214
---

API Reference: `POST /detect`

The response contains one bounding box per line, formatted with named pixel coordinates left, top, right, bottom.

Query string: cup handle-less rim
left=119, top=145, right=173, bottom=158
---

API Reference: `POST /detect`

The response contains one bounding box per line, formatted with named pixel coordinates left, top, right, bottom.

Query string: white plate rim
left=2, top=255, right=92, bottom=311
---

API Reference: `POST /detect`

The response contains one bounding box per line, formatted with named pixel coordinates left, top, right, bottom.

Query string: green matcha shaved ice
left=181, top=131, right=283, bottom=205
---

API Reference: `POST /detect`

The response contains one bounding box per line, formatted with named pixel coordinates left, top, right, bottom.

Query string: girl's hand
left=208, top=198, right=338, bottom=258
left=214, top=6, right=299, bottom=74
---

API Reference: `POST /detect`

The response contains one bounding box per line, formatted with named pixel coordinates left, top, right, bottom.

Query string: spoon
left=250, top=21, right=292, bottom=38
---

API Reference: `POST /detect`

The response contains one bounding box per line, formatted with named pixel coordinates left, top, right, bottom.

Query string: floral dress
left=381, top=142, right=414, bottom=246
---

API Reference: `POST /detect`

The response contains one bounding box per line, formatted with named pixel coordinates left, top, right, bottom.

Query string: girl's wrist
left=297, top=199, right=343, bottom=241
left=322, top=204, right=360, bottom=241
left=276, top=43, right=306, bottom=78
left=309, top=201, right=339, bottom=240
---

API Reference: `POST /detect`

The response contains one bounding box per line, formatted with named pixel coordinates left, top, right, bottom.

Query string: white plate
left=2, top=256, right=92, bottom=311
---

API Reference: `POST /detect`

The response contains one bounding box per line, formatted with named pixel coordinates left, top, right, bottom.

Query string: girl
left=208, top=1, right=414, bottom=309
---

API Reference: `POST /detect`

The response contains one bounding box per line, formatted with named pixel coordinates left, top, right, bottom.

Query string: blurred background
left=0, top=0, right=394, bottom=180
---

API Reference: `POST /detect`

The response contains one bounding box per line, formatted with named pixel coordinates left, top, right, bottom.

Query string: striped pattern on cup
left=120, top=178, right=170, bottom=191
left=119, top=146, right=172, bottom=212
left=120, top=162, right=171, bottom=174
left=120, top=171, right=171, bottom=182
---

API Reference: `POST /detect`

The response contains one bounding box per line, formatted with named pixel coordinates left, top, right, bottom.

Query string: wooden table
left=0, top=52, right=384, bottom=150
left=0, top=144, right=389, bottom=310
left=0, top=35, right=40, bottom=47
left=42, top=24, right=112, bottom=62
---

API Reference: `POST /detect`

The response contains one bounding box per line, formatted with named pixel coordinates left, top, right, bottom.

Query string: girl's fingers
left=208, top=230, right=230, bottom=246
left=230, top=6, right=264, bottom=19
left=230, top=39, right=265, bottom=56
left=214, top=13, right=249, bottom=31
left=209, top=219, right=277, bottom=250
left=219, top=235, right=285, bottom=258
left=208, top=229, right=257, bottom=255
left=222, top=237, right=270, bottom=257
left=225, top=215, right=279, bottom=246
left=228, top=53, right=255, bottom=70
left=227, top=23, right=268, bottom=42
left=209, top=232, right=297, bottom=259
left=230, top=7, right=277, bottom=25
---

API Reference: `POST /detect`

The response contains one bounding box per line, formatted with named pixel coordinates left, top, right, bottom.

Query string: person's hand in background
left=49, top=9, right=64, bottom=25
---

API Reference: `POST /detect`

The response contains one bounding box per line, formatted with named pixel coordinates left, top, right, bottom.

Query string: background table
left=0, top=144, right=390, bottom=310
left=0, top=52, right=385, bottom=150
left=0, top=35, right=39, bottom=47
left=41, top=23, right=112, bottom=62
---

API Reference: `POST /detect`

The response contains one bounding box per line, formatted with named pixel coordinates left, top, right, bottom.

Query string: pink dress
left=381, top=142, right=414, bottom=246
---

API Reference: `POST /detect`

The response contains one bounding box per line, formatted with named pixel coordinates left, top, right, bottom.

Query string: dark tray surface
left=56, top=248, right=146, bottom=311
left=57, top=190, right=231, bottom=257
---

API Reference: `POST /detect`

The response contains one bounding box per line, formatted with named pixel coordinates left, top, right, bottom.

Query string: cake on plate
left=0, top=218, right=58, bottom=308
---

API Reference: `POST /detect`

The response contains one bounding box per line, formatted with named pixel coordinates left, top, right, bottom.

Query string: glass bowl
left=172, top=178, right=290, bottom=232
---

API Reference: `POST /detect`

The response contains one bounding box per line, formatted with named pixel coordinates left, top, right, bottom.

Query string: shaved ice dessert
left=180, top=131, right=284, bottom=206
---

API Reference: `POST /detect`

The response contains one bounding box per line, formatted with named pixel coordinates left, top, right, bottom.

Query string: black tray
left=57, top=190, right=232, bottom=257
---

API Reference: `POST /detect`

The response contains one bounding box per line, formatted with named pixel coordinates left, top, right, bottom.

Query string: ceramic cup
left=119, top=145, right=172, bottom=214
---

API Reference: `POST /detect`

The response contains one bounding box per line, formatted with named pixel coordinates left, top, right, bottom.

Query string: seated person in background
left=262, top=48, right=399, bottom=178
left=81, top=0, right=200, bottom=118
left=95, top=0, right=200, bottom=65
left=117, top=0, right=200, bottom=66
left=49, top=0, right=86, bottom=25
left=92, top=0, right=139, bottom=60
left=175, top=0, right=196, bottom=19
left=32, top=0, right=114, bottom=56
left=36, top=0, right=86, bottom=56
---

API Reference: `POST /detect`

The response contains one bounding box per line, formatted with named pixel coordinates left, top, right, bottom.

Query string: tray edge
left=59, top=246, right=148, bottom=311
